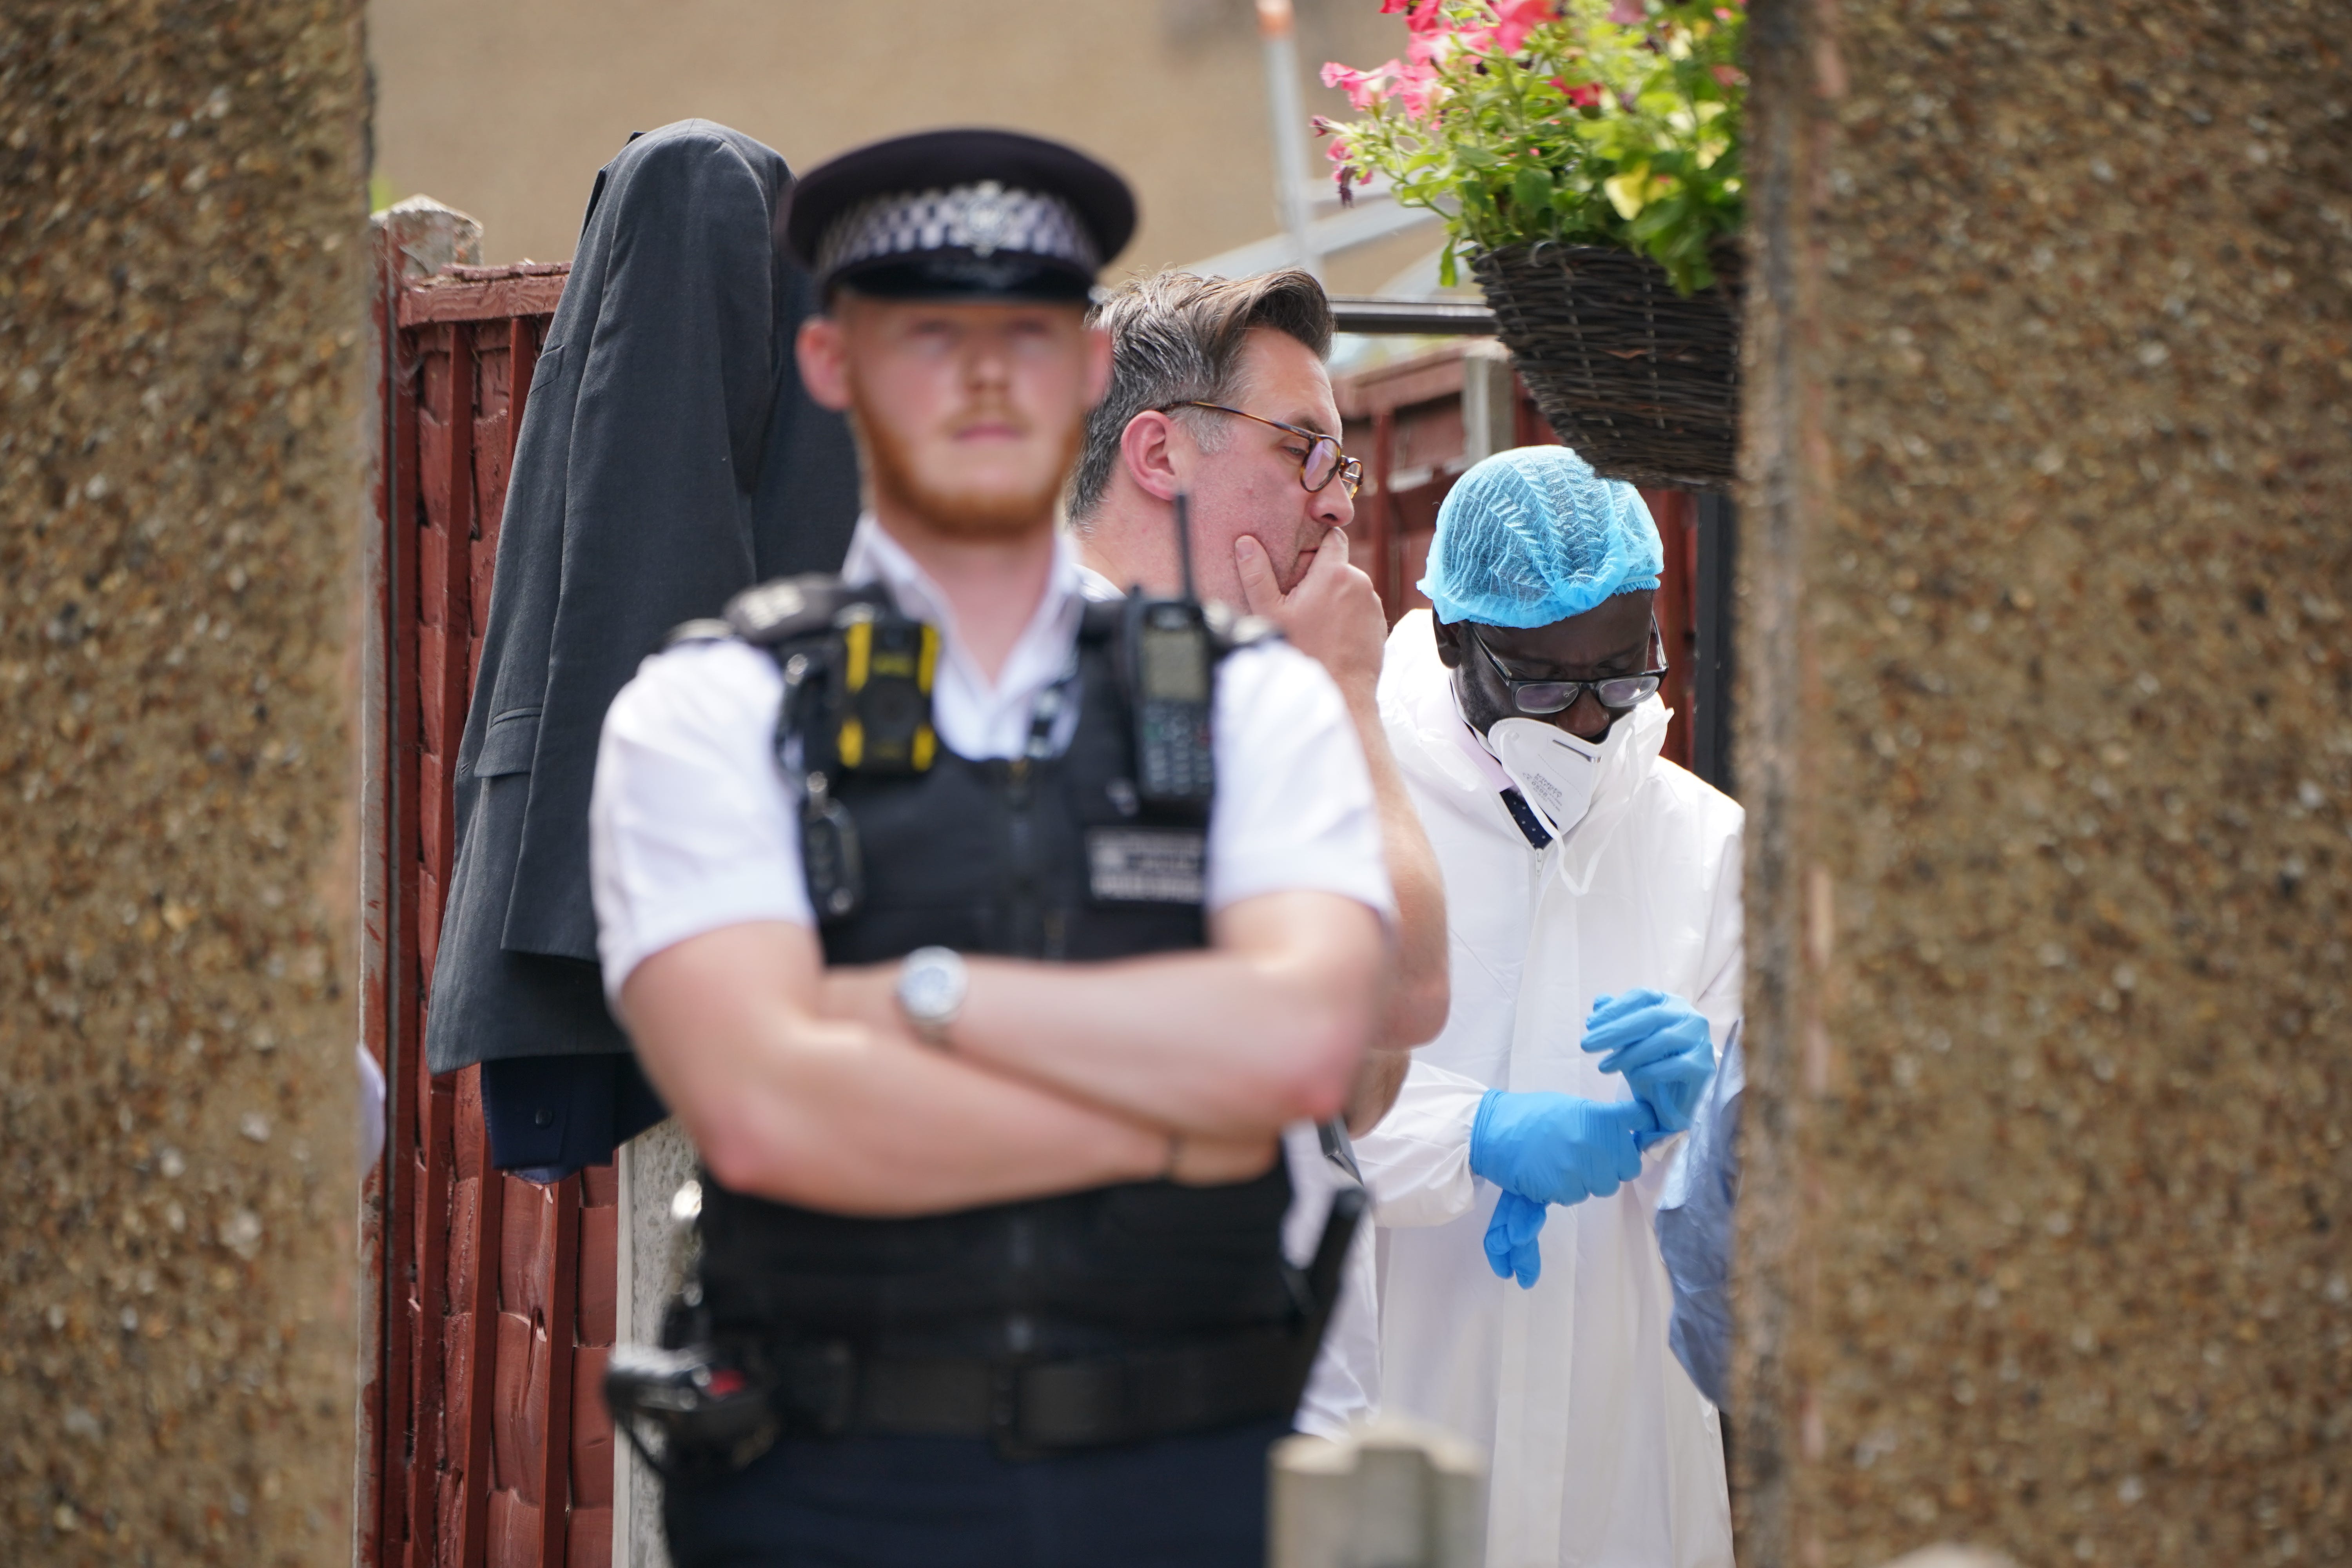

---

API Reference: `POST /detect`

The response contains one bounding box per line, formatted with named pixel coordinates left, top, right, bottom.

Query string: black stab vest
left=696, top=600, right=1296, bottom=1360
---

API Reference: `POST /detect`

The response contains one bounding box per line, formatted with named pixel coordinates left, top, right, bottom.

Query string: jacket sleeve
left=1354, top=1058, right=1489, bottom=1229
left=501, top=128, right=786, bottom=961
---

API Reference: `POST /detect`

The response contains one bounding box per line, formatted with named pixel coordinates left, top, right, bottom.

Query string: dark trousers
left=661, top=1416, right=1290, bottom=1568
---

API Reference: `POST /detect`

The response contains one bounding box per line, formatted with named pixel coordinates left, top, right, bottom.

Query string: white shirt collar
left=838, top=512, right=1087, bottom=715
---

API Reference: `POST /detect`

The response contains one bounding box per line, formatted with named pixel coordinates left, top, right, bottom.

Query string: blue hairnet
left=1418, top=446, right=1662, bottom=628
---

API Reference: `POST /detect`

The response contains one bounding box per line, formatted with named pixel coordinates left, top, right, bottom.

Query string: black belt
left=761, top=1327, right=1307, bottom=1456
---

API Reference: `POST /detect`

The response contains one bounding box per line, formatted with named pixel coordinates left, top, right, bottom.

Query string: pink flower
left=1379, top=0, right=1414, bottom=11
left=1322, top=58, right=1401, bottom=111
left=1551, top=77, right=1605, bottom=107
left=1492, top=0, right=1555, bottom=54
left=1326, top=135, right=1354, bottom=163
left=1396, top=57, right=1442, bottom=119
left=1711, top=64, right=1745, bottom=88
left=1403, top=0, right=1449, bottom=36
left=1607, top=0, right=1645, bottom=22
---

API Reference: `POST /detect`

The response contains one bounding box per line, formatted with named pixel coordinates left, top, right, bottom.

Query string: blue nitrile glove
left=1583, top=989, right=1716, bottom=1140
left=1469, top=1089, right=1655, bottom=1209
left=1484, top=1191, right=1549, bottom=1289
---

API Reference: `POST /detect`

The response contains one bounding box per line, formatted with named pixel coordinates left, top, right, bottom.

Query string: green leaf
left=1310, top=0, right=1743, bottom=262
left=1512, top=167, right=1555, bottom=220
left=1603, top=171, right=1649, bottom=221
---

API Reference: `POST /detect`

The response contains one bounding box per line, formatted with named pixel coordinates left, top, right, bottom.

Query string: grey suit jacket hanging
left=425, top=119, right=859, bottom=1073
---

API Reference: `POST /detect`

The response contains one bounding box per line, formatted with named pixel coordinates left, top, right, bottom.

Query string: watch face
left=902, top=956, right=962, bottom=1022
left=905, top=967, right=955, bottom=1018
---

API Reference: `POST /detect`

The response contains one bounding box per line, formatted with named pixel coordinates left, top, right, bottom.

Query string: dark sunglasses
left=1169, top=401, right=1364, bottom=499
left=1468, top=622, right=1666, bottom=715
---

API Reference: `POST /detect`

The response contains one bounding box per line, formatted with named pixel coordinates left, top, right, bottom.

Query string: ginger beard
left=851, top=379, right=1084, bottom=543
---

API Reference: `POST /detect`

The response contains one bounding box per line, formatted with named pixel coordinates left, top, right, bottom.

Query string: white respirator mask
left=1485, top=717, right=1603, bottom=839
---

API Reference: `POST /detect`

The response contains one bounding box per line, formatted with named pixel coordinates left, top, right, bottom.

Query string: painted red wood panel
left=1645, top=489, right=1699, bottom=767
left=399, top=266, right=570, bottom=327
left=540, top=1178, right=583, bottom=1568
left=368, top=258, right=610, bottom=1568
left=576, top=1206, right=617, bottom=1346
left=569, top=1347, right=615, bottom=1509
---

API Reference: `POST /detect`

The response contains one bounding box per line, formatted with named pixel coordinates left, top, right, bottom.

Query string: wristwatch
left=895, top=946, right=968, bottom=1047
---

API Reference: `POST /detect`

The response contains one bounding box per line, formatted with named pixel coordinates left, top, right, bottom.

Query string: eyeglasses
left=1468, top=624, right=1666, bottom=715
left=1169, top=401, right=1364, bottom=499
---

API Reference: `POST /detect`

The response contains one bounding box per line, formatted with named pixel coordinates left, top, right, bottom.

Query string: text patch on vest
left=1086, top=827, right=1208, bottom=904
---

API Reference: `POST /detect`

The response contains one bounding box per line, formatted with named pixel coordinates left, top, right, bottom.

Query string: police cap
left=786, top=128, right=1136, bottom=303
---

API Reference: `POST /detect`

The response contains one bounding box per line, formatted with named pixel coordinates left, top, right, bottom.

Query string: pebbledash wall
left=1735, top=2, right=2351, bottom=1566
left=0, top=2, right=370, bottom=1565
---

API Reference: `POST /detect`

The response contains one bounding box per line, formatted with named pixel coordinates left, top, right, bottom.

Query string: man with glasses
left=1351, top=444, right=1741, bottom=1566
left=1066, top=268, right=1450, bottom=1436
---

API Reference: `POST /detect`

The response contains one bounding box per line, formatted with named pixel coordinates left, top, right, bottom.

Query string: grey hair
left=1067, top=268, right=1334, bottom=528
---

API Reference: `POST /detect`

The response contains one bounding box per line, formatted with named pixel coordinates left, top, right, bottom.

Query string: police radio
left=1123, top=492, right=1217, bottom=809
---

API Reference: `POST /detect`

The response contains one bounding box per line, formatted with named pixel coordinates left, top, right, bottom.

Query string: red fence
left=363, top=246, right=618, bottom=1568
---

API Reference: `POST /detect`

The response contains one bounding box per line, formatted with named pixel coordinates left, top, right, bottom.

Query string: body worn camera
left=723, top=575, right=942, bottom=924
left=831, top=603, right=940, bottom=774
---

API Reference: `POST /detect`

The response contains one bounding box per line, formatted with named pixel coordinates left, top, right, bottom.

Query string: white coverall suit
left=1352, top=611, right=1743, bottom=1568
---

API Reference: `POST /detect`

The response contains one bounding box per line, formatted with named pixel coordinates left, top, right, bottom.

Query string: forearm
left=1339, top=681, right=1450, bottom=1051
left=624, top=924, right=1167, bottom=1216
left=1344, top=1047, right=1410, bottom=1136
left=826, top=894, right=1382, bottom=1137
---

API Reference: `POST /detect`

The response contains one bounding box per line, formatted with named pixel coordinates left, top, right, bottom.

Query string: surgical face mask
left=1486, top=717, right=1602, bottom=838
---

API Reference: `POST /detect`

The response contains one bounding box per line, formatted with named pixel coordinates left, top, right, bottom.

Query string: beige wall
left=368, top=0, right=1416, bottom=287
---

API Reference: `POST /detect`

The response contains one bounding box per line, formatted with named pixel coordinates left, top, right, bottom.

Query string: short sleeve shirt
left=589, top=516, right=1394, bottom=1000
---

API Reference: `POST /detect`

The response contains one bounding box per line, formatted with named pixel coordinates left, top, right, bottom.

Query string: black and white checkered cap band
left=816, top=181, right=1100, bottom=278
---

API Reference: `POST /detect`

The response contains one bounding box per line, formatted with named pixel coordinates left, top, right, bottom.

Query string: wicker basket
left=1470, top=241, right=1743, bottom=492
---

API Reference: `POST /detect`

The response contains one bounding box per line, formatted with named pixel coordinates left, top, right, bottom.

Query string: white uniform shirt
left=1073, top=563, right=1386, bottom=1439
left=592, top=518, right=1392, bottom=989
left=588, top=517, right=1394, bottom=1432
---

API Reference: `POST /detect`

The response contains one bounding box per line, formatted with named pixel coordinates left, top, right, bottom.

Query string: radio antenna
left=1174, top=490, right=1198, bottom=603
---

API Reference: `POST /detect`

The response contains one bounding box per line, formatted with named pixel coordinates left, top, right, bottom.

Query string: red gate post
left=365, top=239, right=613, bottom=1568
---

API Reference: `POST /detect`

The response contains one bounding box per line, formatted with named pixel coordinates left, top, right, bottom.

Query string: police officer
left=587, top=130, right=1394, bottom=1566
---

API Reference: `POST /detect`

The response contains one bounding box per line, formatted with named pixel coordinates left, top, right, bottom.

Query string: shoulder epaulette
left=661, top=617, right=737, bottom=650
left=724, top=574, right=881, bottom=645
left=1078, top=598, right=1126, bottom=642
left=1079, top=594, right=1285, bottom=656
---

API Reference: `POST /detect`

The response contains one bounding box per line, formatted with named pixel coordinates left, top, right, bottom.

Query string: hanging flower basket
left=1471, top=240, right=1742, bottom=492
left=1318, top=1, right=1749, bottom=486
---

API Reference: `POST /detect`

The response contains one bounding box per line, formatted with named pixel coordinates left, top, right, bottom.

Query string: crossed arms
left=619, top=889, right=1384, bottom=1218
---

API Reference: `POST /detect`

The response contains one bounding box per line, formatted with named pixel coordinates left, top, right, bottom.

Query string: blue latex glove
left=1583, top=989, right=1716, bottom=1138
left=1469, top=1089, right=1655, bottom=1209
left=1483, top=1191, right=1548, bottom=1289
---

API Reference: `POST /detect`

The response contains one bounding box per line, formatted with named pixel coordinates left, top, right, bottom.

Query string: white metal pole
left=1256, top=0, right=1322, bottom=278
